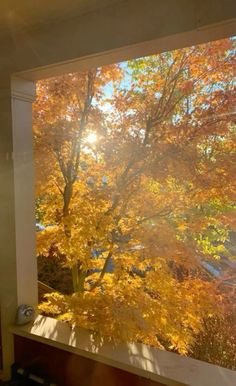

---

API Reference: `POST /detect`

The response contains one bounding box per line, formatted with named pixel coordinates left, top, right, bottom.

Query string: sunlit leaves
left=35, top=37, right=235, bottom=358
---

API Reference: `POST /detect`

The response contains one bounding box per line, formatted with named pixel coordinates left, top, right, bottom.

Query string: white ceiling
left=0, top=0, right=124, bottom=38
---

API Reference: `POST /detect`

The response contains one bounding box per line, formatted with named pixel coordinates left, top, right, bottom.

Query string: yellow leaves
left=39, top=259, right=221, bottom=355
left=38, top=292, right=68, bottom=316
left=35, top=37, right=235, bottom=358
left=36, top=226, right=59, bottom=256
left=57, top=311, right=74, bottom=323
left=169, top=339, right=189, bottom=355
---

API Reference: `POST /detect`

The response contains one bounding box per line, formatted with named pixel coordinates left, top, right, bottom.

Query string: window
left=34, top=36, right=236, bottom=370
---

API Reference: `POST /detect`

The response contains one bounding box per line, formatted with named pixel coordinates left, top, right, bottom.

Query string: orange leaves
left=36, top=37, right=235, bottom=358
left=180, top=80, right=194, bottom=95
left=217, top=211, right=236, bottom=231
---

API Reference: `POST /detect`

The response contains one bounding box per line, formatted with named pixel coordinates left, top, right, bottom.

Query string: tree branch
left=89, top=246, right=114, bottom=291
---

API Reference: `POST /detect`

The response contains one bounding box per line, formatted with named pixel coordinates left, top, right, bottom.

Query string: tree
left=34, top=38, right=236, bottom=356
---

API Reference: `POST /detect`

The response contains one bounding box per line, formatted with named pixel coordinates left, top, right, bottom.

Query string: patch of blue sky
left=155, top=91, right=162, bottom=99
left=96, top=61, right=133, bottom=113
left=119, top=61, right=133, bottom=89
left=202, top=81, right=233, bottom=95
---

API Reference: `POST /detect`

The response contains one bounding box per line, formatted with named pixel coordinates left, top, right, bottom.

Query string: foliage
left=34, top=38, right=236, bottom=360
left=191, top=296, right=236, bottom=370
left=38, top=252, right=73, bottom=295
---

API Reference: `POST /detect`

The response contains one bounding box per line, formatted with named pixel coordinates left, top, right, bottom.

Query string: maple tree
left=34, top=37, right=236, bottom=358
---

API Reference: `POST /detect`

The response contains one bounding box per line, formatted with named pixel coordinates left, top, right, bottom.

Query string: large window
left=34, top=36, right=236, bottom=369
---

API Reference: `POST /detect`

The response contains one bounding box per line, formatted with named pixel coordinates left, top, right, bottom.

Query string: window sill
left=10, top=315, right=236, bottom=386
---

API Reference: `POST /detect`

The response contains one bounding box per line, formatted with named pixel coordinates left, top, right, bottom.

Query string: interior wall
left=14, top=336, right=168, bottom=386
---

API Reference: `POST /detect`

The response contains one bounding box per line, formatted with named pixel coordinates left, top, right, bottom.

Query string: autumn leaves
left=34, top=38, right=236, bottom=361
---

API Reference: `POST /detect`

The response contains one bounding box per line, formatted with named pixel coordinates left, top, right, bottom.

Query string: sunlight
left=86, top=132, right=97, bottom=144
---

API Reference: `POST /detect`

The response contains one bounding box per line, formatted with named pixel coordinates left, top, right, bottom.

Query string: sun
left=86, top=132, right=97, bottom=144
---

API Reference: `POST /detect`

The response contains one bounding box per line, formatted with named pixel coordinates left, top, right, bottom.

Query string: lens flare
left=86, top=133, right=97, bottom=144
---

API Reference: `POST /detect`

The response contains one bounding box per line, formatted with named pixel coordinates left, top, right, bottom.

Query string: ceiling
left=0, top=0, right=124, bottom=39
left=0, top=0, right=235, bottom=78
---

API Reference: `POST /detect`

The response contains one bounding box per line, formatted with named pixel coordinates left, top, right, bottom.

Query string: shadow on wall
left=28, top=315, right=164, bottom=379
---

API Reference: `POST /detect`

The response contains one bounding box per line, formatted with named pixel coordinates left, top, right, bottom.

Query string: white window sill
left=10, top=315, right=236, bottom=386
